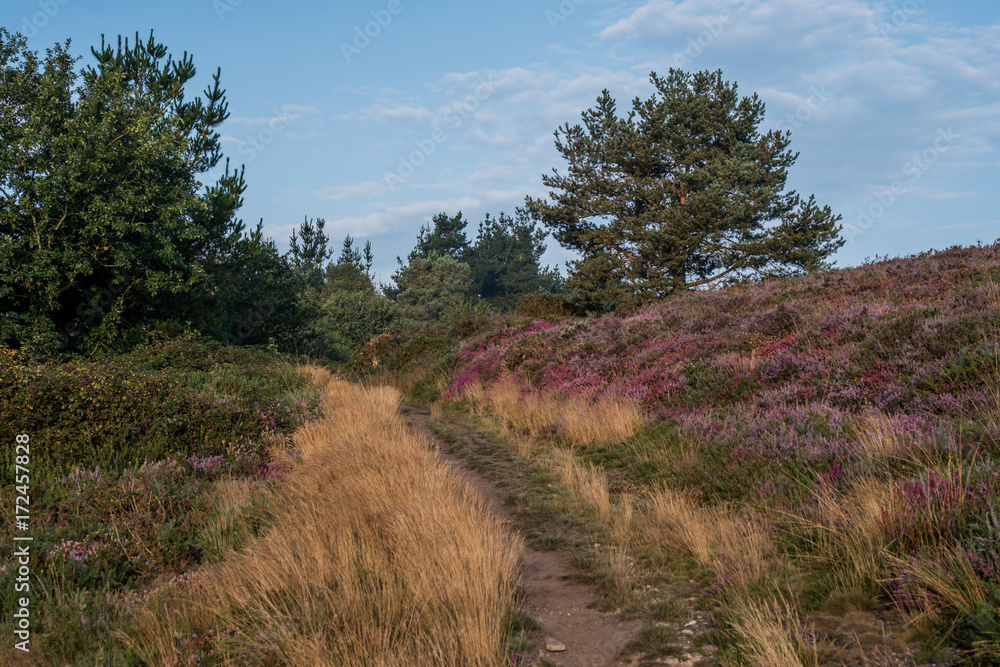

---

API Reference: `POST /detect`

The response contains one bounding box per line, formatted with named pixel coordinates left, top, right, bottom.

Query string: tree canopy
left=526, top=68, right=843, bottom=310
left=465, top=209, right=561, bottom=311
left=0, top=29, right=247, bottom=351
left=390, top=209, right=562, bottom=316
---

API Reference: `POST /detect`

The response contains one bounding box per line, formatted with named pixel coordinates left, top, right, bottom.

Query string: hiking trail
left=400, top=404, right=645, bottom=667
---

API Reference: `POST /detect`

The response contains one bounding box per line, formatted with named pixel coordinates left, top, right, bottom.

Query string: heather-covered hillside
left=391, top=243, right=1000, bottom=663
left=453, top=243, right=997, bottom=420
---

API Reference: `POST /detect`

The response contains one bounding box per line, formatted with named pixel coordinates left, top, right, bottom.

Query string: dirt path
left=400, top=405, right=643, bottom=667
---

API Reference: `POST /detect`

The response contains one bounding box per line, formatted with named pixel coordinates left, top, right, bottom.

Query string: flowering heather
left=447, top=244, right=1000, bottom=481
left=48, top=538, right=102, bottom=569
left=883, top=468, right=994, bottom=554
left=434, top=243, right=1000, bottom=654
left=188, top=454, right=228, bottom=478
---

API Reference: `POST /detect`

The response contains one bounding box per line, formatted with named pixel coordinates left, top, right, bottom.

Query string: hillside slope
left=380, top=243, right=1000, bottom=664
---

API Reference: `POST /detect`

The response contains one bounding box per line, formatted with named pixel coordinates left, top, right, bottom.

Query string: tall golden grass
left=461, top=381, right=644, bottom=448
left=804, top=476, right=894, bottom=594
left=640, top=488, right=774, bottom=589
left=123, top=369, right=522, bottom=666
left=549, top=448, right=613, bottom=523
left=728, top=596, right=809, bottom=667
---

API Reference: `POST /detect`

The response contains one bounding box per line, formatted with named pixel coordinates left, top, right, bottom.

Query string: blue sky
left=4, top=0, right=999, bottom=286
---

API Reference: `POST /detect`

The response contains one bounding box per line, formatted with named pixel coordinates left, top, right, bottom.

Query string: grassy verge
left=120, top=371, right=524, bottom=666
left=0, top=334, right=322, bottom=664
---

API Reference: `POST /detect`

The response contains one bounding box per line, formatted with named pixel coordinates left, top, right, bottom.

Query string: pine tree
left=393, top=253, right=471, bottom=322
left=339, top=235, right=362, bottom=267
left=362, top=240, right=375, bottom=280
left=466, top=209, right=561, bottom=310
left=288, top=216, right=331, bottom=289
left=526, top=69, right=843, bottom=310
left=409, top=211, right=470, bottom=261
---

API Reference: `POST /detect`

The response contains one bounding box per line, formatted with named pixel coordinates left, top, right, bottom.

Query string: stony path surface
left=400, top=404, right=643, bottom=667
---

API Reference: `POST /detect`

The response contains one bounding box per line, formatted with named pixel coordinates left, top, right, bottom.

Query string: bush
left=0, top=335, right=313, bottom=482
left=311, top=289, right=399, bottom=360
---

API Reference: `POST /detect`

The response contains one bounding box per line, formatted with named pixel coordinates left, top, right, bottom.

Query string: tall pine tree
left=466, top=209, right=560, bottom=310
left=526, top=69, right=843, bottom=310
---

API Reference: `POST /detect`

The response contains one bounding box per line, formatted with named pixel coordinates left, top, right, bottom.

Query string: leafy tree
left=288, top=216, right=331, bottom=290
left=386, top=211, right=471, bottom=301
left=309, top=237, right=397, bottom=358
left=324, top=260, right=373, bottom=295
left=526, top=69, right=843, bottom=309
left=310, top=290, right=399, bottom=360
left=394, top=252, right=471, bottom=322
left=466, top=209, right=561, bottom=310
left=0, top=29, right=247, bottom=352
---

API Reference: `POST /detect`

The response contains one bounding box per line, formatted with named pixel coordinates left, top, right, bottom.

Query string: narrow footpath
left=400, top=405, right=643, bottom=667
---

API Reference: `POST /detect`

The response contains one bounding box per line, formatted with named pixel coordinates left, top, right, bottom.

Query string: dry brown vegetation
left=122, top=368, right=522, bottom=666
left=461, top=380, right=644, bottom=449
left=449, top=379, right=993, bottom=664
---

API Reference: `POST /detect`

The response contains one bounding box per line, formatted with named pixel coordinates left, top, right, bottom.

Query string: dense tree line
left=1, top=29, right=841, bottom=357
left=0, top=28, right=565, bottom=358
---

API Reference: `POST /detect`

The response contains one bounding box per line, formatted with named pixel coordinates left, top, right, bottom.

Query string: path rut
left=399, top=404, right=643, bottom=667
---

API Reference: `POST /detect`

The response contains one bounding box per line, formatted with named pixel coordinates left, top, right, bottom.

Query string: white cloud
left=227, top=104, right=319, bottom=127
left=312, top=180, right=386, bottom=201
left=344, top=101, right=432, bottom=125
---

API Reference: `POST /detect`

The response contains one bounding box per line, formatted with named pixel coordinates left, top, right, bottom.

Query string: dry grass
left=855, top=412, right=918, bottom=464
left=462, top=381, right=643, bottom=447
left=549, top=448, right=613, bottom=523
left=122, top=368, right=522, bottom=666
left=729, top=596, right=810, bottom=667
left=195, top=477, right=273, bottom=562
left=639, top=488, right=774, bottom=589
left=805, top=476, right=894, bottom=593
left=896, top=549, right=993, bottom=627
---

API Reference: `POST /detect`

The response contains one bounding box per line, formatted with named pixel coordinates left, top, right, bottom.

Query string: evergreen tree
left=339, top=234, right=362, bottom=267
left=409, top=211, right=470, bottom=261
left=387, top=211, right=471, bottom=301
left=362, top=240, right=375, bottom=280
left=213, top=222, right=307, bottom=349
left=394, top=253, right=471, bottom=322
left=288, top=216, right=331, bottom=290
left=526, top=69, right=843, bottom=309
left=0, top=29, right=246, bottom=351
left=467, top=209, right=561, bottom=310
